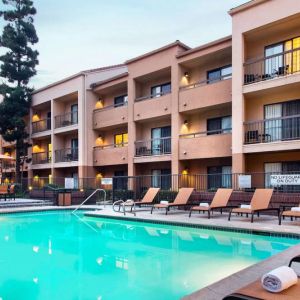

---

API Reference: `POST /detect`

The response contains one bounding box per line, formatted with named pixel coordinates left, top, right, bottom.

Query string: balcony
left=55, top=148, right=78, bottom=163
left=2, top=161, right=15, bottom=172
left=93, top=103, right=128, bottom=130
left=55, top=112, right=78, bottom=129
left=32, top=119, right=51, bottom=134
left=244, top=115, right=300, bottom=153
left=32, top=152, right=51, bottom=165
left=179, top=78, right=231, bottom=112
left=93, top=144, right=128, bottom=166
left=179, top=129, right=232, bottom=160
left=134, top=137, right=171, bottom=163
left=134, top=92, right=171, bottom=121
left=244, top=47, right=300, bottom=85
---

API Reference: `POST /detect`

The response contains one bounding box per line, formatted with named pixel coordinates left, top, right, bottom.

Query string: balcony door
left=151, top=126, right=171, bottom=155
left=71, top=138, right=78, bottom=160
left=71, top=104, right=78, bottom=124
left=47, top=111, right=51, bottom=130
left=264, top=104, right=282, bottom=141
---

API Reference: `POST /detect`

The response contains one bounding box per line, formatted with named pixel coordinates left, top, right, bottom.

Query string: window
left=207, top=166, right=232, bottom=190
left=114, top=133, right=128, bottom=147
left=264, top=100, right=300, bottom=142
left=151, top=126, right=171, bottom=155
left=114, top=95, right=128, bottom=107
left=265, top=37, right=300, bottom=76
left=207, top=116, right=232, bottom=135
left=207, top=65, right=232, bottom=84
left=151, top=82, right=171, bottom=98
left=151, top=169, right=171, bottom=190
left=71, top=104, right=78, bottom=124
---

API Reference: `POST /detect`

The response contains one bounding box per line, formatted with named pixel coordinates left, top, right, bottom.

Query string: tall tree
left=0, top=0, right=38, bottom=182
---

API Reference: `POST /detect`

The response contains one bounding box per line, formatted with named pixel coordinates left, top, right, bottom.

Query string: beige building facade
left=2, top=0, right=300, bottom=190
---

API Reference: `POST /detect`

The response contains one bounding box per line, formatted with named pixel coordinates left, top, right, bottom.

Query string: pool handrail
left=72, top=189, right=106, bottom=214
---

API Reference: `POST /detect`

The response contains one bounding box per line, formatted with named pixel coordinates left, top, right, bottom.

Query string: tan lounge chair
left=228, top=189, right=278, bottom=223
left=151, top=188, right=194, bottom=215
left=223, top=255, right=300, bottom=300
left=189, top=188, right=233, bottom=218
left=279, top=204, right=300, bottom=225
left=134, top=187, right=160, bottom=206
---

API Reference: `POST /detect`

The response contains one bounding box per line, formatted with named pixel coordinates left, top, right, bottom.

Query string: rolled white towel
left=123, top=199, right=134, bottom=206
left=261, top=266, right=298, bottom=293
left=160, top=200, right=169, bottom=205
left=291, top=207, right=300, bottom=212
left=199, top=202, right=209, bottom=207
left=241, top=204, right=251, bottom=209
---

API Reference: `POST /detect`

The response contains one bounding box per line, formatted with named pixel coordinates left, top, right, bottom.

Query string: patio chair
left=189, top=188, right=234, bottom=218
left=223, top=255, right=300, bottom=300
left=151, top=187, right=194, bottom=215
left=228, top=189, right=278, bottom=223
left=279, top=203, right=300, bottom=225
left=134, top=187, right=160, bottom=206
left=0, top=185, right=8, bottom=200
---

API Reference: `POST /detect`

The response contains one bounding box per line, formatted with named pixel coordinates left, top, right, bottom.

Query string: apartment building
left=27, top=0, right=300, bottom=190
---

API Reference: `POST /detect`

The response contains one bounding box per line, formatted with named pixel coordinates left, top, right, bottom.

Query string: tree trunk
left=15, top=139, right=22, bottom=183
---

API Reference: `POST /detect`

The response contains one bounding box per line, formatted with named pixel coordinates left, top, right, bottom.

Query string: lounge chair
left=228, top=189, right=278, bottom=223
left=134, top=187, right=160, bottom=206
left=0, top=185, right=8, bottom=200
left=223, top=255, right=300, bottom=299
left=189, top=188, right=233, bottom=218
left=279, top=204, right=300, bottom=225
left=151, top=187, right=194, bottom=215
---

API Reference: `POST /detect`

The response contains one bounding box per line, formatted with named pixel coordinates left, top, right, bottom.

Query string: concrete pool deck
left=0, top=204, right=299, bottom=299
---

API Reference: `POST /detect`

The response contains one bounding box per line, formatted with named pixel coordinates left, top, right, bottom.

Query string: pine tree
left=0, top=0, right=38, bottom=182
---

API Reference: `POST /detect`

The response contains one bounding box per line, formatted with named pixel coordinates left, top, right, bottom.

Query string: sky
left=1, top=0, right=247, bottom=88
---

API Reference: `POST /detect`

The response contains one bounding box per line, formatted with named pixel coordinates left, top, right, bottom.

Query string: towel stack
left=160, top=200, right=169, bottom=205
left=199, top=202, right=209, bottom=207
left=240, top=204, right=251, bottom=209
left=291, top=207, right=300, bottom=212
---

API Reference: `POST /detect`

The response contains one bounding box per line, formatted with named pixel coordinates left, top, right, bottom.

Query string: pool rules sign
left=270, top=174, right=300, bottom=186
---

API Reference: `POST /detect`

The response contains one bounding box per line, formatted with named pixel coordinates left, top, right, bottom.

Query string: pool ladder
left=72, top=189, right=106, bottom=214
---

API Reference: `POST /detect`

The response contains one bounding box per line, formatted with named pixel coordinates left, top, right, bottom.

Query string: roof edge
left=228, top=0, right=269, bottom=16
left=32, top=64, right=126, bottom=95
left=125, top=40, right=191, bottom=64
left=176, top=35, right=232, bottom=59
left=91, top=72, right=129, bottom=89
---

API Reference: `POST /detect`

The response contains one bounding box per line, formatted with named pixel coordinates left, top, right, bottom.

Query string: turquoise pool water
left=0, top=211, right=298, bottom=300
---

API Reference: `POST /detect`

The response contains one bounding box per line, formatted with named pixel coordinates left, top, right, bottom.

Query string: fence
left=18, top=171, right=300, bottom=202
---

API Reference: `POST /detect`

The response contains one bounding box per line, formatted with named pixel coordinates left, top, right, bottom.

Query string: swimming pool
left=0, top=211, right=298, bottom=300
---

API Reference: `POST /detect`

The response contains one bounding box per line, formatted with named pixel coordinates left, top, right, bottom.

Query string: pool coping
left=84, top=212, right=300, bottom=239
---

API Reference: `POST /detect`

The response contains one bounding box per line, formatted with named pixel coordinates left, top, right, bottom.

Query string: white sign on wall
left=65, top=178, right=75, bottom=189
left=238, top=175, right=252, bottom=189
left=270, top=174, right=300, bottom=186
left=101, top=178, right=113, bottom=185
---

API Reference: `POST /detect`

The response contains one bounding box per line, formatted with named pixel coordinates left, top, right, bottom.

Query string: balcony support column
left=232, top=153, right=245, bottom=174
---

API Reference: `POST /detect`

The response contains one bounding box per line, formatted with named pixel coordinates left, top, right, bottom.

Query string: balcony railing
left=180, top=74, right=232, bottom=91
left=180, top=128, right=232, bottom=139
left=244, top=115, right=300, bottom=144
left=135, top=137, right=171, bottom=156
left=55, top=148, right=78, bottom=163
left=135, top=91, right=171, bottom=102
left=32, top=119, right=51, bottom=134
left=32, top=152, right=51, bottom=164
left=244, top=47, right=300, bottom=84
left=2, top=162, right=15, bottom=170
left=94, top=142, right=128, bottom=150
left=55, top=111, right=78, bottom=129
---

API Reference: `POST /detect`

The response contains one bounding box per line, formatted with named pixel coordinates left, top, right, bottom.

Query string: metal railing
left=135, top=91, right=171, bottom=102
left=72, top=189, right=106, bottom=213
left=94, top=142, right=128, bottom=151
left=135, top=137, right=171, bottom=156
left=55, top=148, right=78, bottom=163
left=2, top=162, right=15, bottom=170
left=55, top=111, right=78, bottom=128
left=244, top=47, right=300, bottom=84
left=180, top=74, right=232, bottom=90
left=180, top=128, right=232, bottom=138
left=32, top=118, right=51, bottom=134
left=244, top=115, right=300, bottom=144
left=32, top=152, right=51, bottom=164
